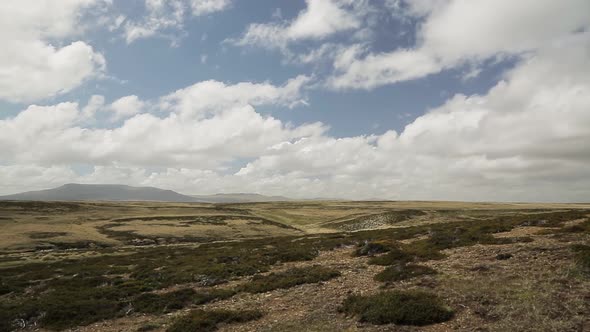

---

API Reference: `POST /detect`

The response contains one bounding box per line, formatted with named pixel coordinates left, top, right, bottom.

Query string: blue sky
left=1, top=0, right=506, bottom=135
left=1, top=0, right=589, bottom=201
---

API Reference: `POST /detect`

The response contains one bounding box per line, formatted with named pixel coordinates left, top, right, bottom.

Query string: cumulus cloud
left=108, top=95, right=146, bottom=121
left=0, top=165, right=77, bottom=196
left=2, top=35, right=590, bottom=202
left=0, top=0, right=108, bottom=103
left=160, top=75, right=311, bottom=118
left=231, top=0, right=371, bottom=51
left=190, top=0, right=232, bottom=16
left=236, top=35, right=590, bottom=201
left=2, top=1, right=590, bottom=202
left=327, top=0, right=590, bottom=89
left=0, top=77, right=321, bottom=169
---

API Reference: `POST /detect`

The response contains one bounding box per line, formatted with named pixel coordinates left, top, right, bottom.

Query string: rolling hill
left=0, top=184, right=293, bottom=203
left=0, top=183, right=198, bottom=202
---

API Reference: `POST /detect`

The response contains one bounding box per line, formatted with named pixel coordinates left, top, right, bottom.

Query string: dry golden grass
left=2, top=200, right=589, bottom=252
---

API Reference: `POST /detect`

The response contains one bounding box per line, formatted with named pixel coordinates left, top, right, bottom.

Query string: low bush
left=496, top=253, right=513, bottom=260
left=340, top=290, right=453, bottom=326
left=401, top=241, right=447, bottom=261
left=241, top=266, right=340, bottom=293
left=559, top=219, right=590, bottom=234
left=137, top=323, right=160, bottom=332
left=571, top=244, right=590, bottom=275
left=368, top=246, right=413, bottom=265
left=167, top=309, right=263, bottom=332
left=132, top=288, right=234, bottom=314
left=354, top=240, right=391, bottom=257
left=374, top=264, right=437, bottom=282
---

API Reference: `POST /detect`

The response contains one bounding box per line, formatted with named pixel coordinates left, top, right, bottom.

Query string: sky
left=0, top=0, right=589, bottom=202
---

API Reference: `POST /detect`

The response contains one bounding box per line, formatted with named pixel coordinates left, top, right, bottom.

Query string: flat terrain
left=0, top=201, right=589, bottom=331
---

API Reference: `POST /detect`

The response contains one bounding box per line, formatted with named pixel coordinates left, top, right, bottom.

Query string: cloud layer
left=327, top=0, right=590, bottom=89
left=1, top=0, right=589, bottom=202
left=2, top=33, right=590, bottom=201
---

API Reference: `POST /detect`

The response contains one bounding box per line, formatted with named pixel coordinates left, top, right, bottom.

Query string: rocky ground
left=61, top=222, right=588, bottom=332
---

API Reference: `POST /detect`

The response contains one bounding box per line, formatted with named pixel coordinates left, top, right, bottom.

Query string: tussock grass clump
left=401, top=241, right=447, bottom=261
left=559, top=219, right=590, bottom=234
left=367, top=247, right=413, bottom=265
left=133, top=288, right=235, bottom=314
left=241, top=266, right=340, bottom=293
left=167, top=309, right=263, bottom=332
left=137, top=323, right=161, bottom=332
left=496, top=253, right=513, bottom=260
left=571, top=244, right=590, bottom=275
left=367, top=242, right=445, bottom=266
left=509, top=210, right=589, bottom=227
left=340, top=290, right=453, bottom=326
left=28, top=232, right=68, bottom=239
left=0, top=309, right=12, bottom=332
left=354, top=240, right=391, bottom=257
left=3, top=292, right=124, bottom=331
left=374, top=264, right=437, bottom=282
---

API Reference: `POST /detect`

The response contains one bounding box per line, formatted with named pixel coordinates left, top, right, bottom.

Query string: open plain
left=1, top=200, right=589, bottom=332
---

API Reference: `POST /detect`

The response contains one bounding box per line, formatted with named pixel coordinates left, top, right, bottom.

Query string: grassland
left=0, top=200, right=589, bottom=331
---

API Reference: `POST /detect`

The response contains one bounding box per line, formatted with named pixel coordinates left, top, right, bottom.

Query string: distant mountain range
left=0, top=183, right=292, bottom=203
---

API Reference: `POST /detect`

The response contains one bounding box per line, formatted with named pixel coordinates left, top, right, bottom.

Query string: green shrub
left=0, top=305, right=14, bottom=332
left=167, top=309, right=263, bottom=332
left=496, top=253, right=513, bottom=260
left=37, top=296, right=122, bottom=330
left=401, top=241, right=447, bottom=261
left=137, top=323, right=160, bottom=332
left=571, top=244, right=590, bottom=275
left=559, top=219, right=590, bottom=233
left=133, top=288, right=235, bottom=314
left=241, top=266, right=340, bottom=293
left=368, top=247, right=413, bottom=265
left=374, top=264, right=437, bottom=282
left=511, top=210, right=589, bottom=227
left=354, top=241, right=391, bottom=257
left=340, top=290, right=453, bottom=326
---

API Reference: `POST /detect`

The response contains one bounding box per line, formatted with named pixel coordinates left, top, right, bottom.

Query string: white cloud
left=287, top=0, right=362, bottom=40
left=0, top=76, right=320, bottom=169
left=327, top=0, right=590, bottom=90
left=0, top=0, right=108, bottom=103
left=108, top=95, right=146, bottom=121
left=418, top=0, right=590, bottom=62
left=2, top=1, right=590, bottom=202
left=236, top=36, right=590, bottom=201
left=2, top=36, right=590, bottom=201
left=0, top=165, right=77, bottom=195
left=160, top=75, right=311, bottom=118
left=123, top=0, right=232, bottom=44
left=190, top=0, right=231, bottom=16
left=327, top=46, right=440, bottom=89
left=81, top=95, right=106, bottom=120
left=123, top=0, right=186, bottom=44
left=232, top=0, right=370, bottom=50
